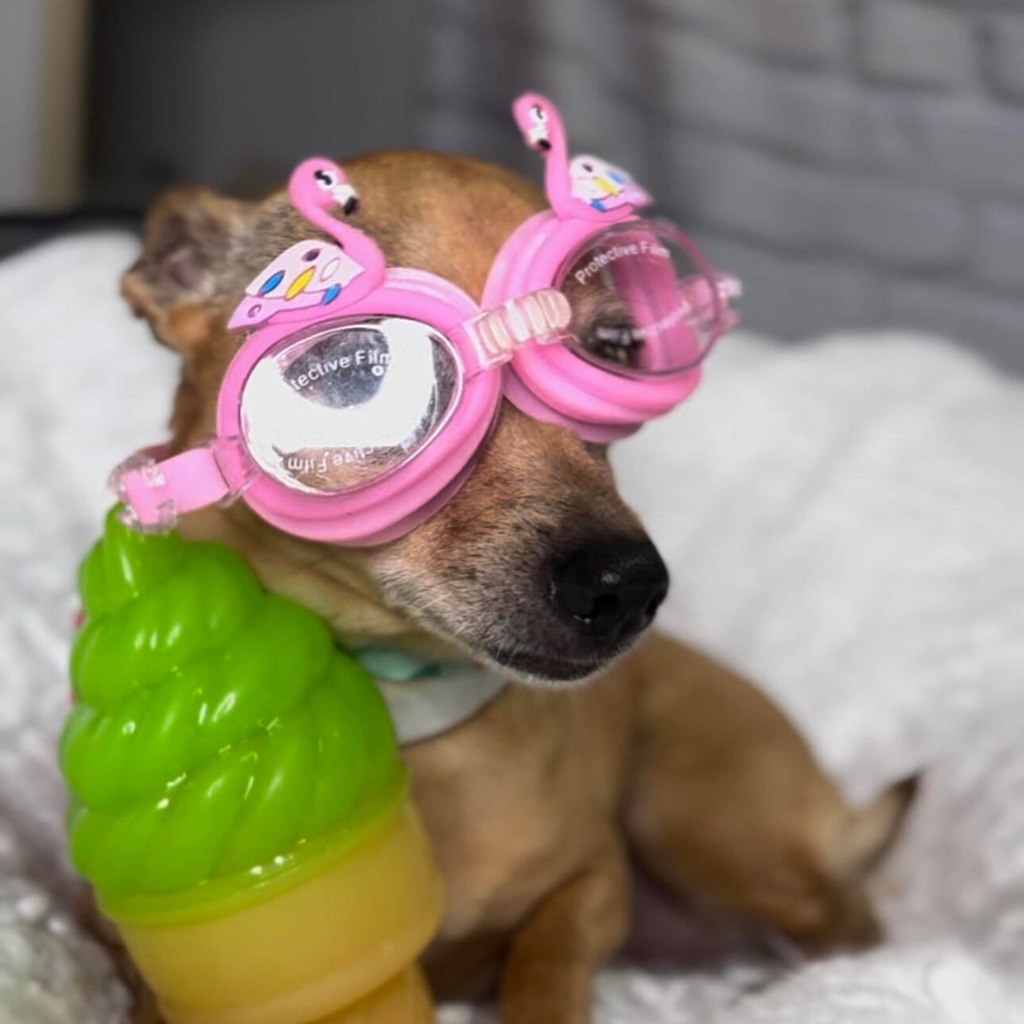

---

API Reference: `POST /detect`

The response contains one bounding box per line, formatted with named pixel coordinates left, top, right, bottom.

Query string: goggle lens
left=240, top=317, right=459, bottom=494
left=557, top=221, right=732, bottom=377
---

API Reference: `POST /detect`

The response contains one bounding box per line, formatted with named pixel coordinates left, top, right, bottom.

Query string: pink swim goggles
left=115, top=93, right=740, bottom=546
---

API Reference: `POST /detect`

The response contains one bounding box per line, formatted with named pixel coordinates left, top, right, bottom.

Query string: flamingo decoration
left=512, top=93, right=651, bottom=222
left=228, top=158, right=387, bottom=330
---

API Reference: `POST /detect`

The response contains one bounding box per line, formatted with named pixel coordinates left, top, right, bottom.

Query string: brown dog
left=109, top=150, right=915, bottom=1023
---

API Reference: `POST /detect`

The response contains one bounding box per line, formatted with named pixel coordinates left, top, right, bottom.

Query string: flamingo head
left=289, top=158, right=359, bottom=218
left=513, top=93, right=565, bottom=154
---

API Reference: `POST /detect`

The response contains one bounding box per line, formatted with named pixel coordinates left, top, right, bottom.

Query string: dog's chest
left=403, top=674, right=636, bottom=940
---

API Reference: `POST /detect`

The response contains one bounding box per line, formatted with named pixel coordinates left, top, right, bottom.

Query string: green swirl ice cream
left=62, top=508, right=404, bottom=915
left=59, top=510, right=442, bottom=1024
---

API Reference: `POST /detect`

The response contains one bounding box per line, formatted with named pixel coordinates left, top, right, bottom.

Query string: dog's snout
left=551, top=540, right=669, bottom=640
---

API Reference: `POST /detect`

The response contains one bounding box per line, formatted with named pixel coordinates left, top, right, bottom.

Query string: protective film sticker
left=241, top=317, right=458, bottom=492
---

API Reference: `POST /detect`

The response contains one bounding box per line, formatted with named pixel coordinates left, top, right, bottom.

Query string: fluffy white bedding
left=2, top=234, right=1024, bottom=1023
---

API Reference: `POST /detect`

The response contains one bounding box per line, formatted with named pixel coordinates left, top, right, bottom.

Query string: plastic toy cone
left=61, top=509, right=443, bottom=1024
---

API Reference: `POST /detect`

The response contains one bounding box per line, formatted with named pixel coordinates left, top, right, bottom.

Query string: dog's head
left=122, top=151, right=668, bottom=683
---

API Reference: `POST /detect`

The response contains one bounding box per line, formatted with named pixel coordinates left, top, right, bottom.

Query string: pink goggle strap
left=111, top=440, right=256, bottom=533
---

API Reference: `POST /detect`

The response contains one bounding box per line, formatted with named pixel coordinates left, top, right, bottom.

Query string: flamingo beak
left=527, top=124, right=551, bottom=150
left=331, top=182, right=359, bottom=215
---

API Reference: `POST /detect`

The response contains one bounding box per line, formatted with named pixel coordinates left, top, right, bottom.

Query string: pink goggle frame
left=114, top=93, right=740, bottom=546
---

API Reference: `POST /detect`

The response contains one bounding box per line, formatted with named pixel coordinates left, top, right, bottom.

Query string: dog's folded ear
left=122, top=186, right=255, bottom=353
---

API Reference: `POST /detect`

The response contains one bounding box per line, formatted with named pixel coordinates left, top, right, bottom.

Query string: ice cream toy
left=60, top=508, right=444, bottom=1024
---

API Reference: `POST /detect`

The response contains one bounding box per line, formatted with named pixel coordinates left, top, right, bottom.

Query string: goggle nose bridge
left=455, top=288, right=572, bottom=373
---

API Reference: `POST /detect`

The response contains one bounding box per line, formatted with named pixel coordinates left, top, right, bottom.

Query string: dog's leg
left=499, top=845, right=629, bottom=1024
left=623, top=632, right=916, bottom=953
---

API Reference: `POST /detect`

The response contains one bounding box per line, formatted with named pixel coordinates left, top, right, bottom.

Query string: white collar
left=352, top=647, right=508, bottom=746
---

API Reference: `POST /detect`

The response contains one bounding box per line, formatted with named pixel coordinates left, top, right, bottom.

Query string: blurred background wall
left=86, top=0, right=424, bottom=206
left=1, top=0, right=1022, bottom=373
left=423, top=0, right=1024, bottom=373
left=0, top=0, right=88, bottom=210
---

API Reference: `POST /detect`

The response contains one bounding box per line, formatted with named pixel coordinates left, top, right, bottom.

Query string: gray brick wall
left=420, top=0, right=1024, bottom=375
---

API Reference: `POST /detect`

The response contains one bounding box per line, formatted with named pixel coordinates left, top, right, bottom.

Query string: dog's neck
left=352, top=646, right=507, bottom=746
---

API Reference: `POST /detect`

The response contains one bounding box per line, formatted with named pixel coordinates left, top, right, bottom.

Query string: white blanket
left=2, top=235, right=1023, bottom=1023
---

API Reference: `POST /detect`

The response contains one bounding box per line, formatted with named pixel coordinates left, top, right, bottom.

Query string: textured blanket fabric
left=2, top=235, right=1023, bottom=1023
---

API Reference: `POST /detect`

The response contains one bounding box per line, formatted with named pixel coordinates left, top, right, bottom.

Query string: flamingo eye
left=531, top=104, right=548, bottom=123
left=314, top=168, right=337, bottom=190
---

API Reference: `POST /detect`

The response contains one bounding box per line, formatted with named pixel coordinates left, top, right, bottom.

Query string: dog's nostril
left=590, top=592, right=621, bottom=622
left=551, top=540, right=669, bottom=640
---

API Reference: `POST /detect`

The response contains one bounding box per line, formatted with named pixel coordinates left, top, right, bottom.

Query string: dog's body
left=107, top=150, right=914, bottom=1023
left=409, top=633, right=910, bottom=1014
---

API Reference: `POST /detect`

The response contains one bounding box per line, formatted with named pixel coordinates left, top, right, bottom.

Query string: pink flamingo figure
left=512, top=93, right=651, bottom=222
left=228, top=158, right=387, bottom=330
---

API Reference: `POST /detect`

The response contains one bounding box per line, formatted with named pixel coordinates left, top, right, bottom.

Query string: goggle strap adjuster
left=457, top=288, right=571, bottom=373
left=110, top=438, right=257, bottom=533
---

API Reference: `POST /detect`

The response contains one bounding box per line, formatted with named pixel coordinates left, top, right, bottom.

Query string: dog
left=103, top=149, right=916, bottom=1023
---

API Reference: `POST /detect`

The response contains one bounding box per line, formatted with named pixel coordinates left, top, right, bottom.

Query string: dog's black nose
left=551, top=540, right=669, bottom=640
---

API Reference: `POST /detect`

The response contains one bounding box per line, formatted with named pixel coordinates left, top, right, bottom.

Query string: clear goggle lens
left=240, top=316, right=459, bottom=494
left=557, top=220, right=735, bottom=377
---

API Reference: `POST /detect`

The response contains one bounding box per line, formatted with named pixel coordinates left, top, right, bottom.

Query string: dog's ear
left=833, top=773, right=920, bottom=880
left=122, top=186, right=255, bottom=353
